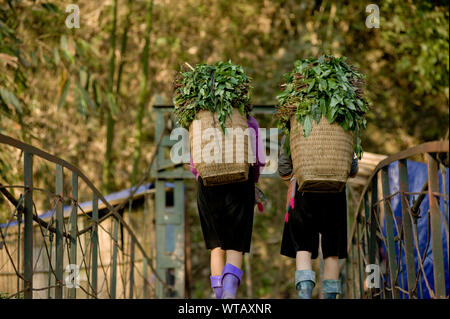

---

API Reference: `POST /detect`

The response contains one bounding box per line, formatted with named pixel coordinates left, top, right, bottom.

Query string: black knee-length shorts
left=196, top=170, right=255, bottom=253
left=280, top=187, right=348, bottom=259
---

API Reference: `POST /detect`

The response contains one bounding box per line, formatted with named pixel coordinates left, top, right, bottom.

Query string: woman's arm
left=278, top=136, right=293, bottom=186
left=247, top=116, right=266, bottom=183
left=349, top=153, right=359, bottom=178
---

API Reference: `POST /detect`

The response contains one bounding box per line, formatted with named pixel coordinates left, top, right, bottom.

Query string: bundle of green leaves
left=276, top=55, right=369, bottom=158
left=173, top=61, right=252, bottom=132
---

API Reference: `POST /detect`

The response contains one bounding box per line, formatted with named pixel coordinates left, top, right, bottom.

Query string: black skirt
left=280, top=187, right=348, bottom=259
left=196, top=170, right=255, bottom=253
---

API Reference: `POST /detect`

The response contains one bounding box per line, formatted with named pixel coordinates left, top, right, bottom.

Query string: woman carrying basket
left=276, top=55, right=368, bottom=299
left=176, top=61, right=266, bottom=299
left=190, top=116, right=265, bottom=299
left=278, top=135, right=359, bottom=299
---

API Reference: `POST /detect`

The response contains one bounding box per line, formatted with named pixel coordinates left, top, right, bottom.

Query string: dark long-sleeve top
left=278, top=136, right=359, bottom=179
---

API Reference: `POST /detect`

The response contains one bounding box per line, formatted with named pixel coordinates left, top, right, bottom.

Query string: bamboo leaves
left=60, top=35, right=74, bottom=65
left=57, top=77, right=70, bottom=109
left=318, top=78, right=327, bottom=91
left=53, top=47, right=60, bottom=65
left=311, top=102, right=321, bottom=124
left=276, top=55, right=369, bottom=158
left=77, top=81, right=96, bottom=111
left=106, top=92, right=118, bottom=116
left=0, top=87, right=22, bottom=115
left=93, top=80, right=102, bottom=107
left=303, top=115, right=313, bottom=138
left=173, top=61, right=252, bottom=132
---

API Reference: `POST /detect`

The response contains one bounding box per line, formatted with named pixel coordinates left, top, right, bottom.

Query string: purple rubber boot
left=210, top=275, right=223, bottom=299
left=221, top=263, right=243, bottom=299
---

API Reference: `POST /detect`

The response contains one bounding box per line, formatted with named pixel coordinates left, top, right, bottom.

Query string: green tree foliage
left=377, top=0, right=449, bottom=143
left=131, top=0, right=153, bottom=186
left=0, top=0, right=448, bottom=298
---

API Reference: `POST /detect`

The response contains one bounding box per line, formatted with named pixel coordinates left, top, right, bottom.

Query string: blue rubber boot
left=210, top=275, right=223, bottom=299
left=295, top=270, right=316, bottom=299
left=322, top=279, right=341, bottom=299
left=221, top=263, right=243, bottom=299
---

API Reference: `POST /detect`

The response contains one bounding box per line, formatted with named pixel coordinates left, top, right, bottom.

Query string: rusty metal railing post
left=143, top=257, right=148, bottom=299
left=110, top=217, right=119, bottom=298
left=91, top=193, right=98, bottom=297
left=55, top=164, right=64, bottom=298
left=426, top=153, right=446, bottom=298
left=351, top=239, right=357, bottom=298
left=381, top=166, right=400, bottom=299
left=356, top=216, right=364, bottom=298
left=129, top=237, right=135, bottom=298
left=23, top=151, right=33, bottom=299
left=362, top=193, right=370, bottom=298
left=398, top=159, right=416, bottom=298
left=47, top=227, right=53, bottom=298
left=17, top=195, right=22, bottom=295
left=345, top=247, right=350, bottom=298
left=370, top=174, right=381, bottom=298
left=110, top=217, right=119, bottom=299
left=369, top=175, right=378, bottom=266
left=69, top=172, right=78, bottom=299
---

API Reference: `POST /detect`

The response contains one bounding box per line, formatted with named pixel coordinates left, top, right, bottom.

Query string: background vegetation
left=0, top=0, right=448, bottom=298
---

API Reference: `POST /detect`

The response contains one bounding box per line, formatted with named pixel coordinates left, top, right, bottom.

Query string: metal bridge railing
left=342, top=140, right=449, bottom=299
left=0, top=133, right=167, bottom=299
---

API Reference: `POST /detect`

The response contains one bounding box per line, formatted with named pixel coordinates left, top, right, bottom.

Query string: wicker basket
left=290, top=116, right=354, bottom=192
left=189, top=109, right=252, bottom=186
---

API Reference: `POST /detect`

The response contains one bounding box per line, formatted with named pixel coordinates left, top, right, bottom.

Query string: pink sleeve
left=190, top=153, right=199, bottom=180
left=247, top=116, right=266, bottom=183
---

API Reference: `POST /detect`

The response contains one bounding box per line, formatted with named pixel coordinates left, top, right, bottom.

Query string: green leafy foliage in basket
left=276, top=55, right=369, bottom=158
left=173, top=61, right=252, bottom=132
